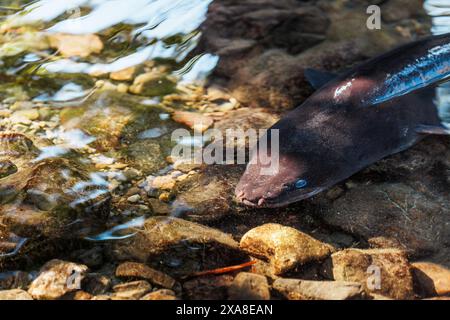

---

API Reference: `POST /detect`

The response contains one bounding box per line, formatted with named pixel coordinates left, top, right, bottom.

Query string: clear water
left=425, top=0, right=450, bottom=126
left=0, top=1, right=450, bottom=264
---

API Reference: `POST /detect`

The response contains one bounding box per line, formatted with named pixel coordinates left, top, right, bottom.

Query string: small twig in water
left=185, top=260, right=257, bottom=279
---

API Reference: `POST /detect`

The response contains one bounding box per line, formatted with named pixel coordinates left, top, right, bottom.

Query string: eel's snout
left=235, top=188, right=267, bottom=208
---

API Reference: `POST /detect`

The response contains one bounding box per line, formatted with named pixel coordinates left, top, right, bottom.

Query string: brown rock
left=0, top=289, right=33, bottom=300
left=273, top=278, right=364, bottom=300
left=411, top=262, right=450, bottom=297
left=49, top=33, right=103, bottom=58
left=228, top=272, right=270, bottom=300
left=0, top=271, right=31, bottom=290
left=60, top=290, right=93, bottom=300
left=183, top=275, right=234, bottom=300
left=172, top=111, right=214, bottom=132
left=240, top=223, right=334, bottom=275
left=81, top=274, right=111, bottom=296
left=28, top=260, right=88, bottom=300
left=110, top=66, right=136, bottom=81
left=320, top=180, right=450, bottom=262
left=116, top=262, right=176, bottom=289
left=129, top=71, right=176, bottom=97
left=113, top=216, right=247, bottom=277
left=112, top=280, right=152, bottom=300
left=172, top=165, right=243, bottom=222
left=330, top=249, right=414, bottom=300
left=140, top=289, right=177, bottom=300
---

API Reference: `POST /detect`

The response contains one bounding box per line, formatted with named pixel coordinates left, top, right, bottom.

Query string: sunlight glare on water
left=424, top=0, right=450, bottom=127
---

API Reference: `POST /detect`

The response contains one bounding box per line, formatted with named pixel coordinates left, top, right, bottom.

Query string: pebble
left=172, top=111, right=214, bottom=132
left=127, top=194, right=141, bottom=203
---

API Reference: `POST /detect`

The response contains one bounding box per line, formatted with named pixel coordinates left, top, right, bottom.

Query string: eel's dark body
left=235, top=33, right=450, bottom=208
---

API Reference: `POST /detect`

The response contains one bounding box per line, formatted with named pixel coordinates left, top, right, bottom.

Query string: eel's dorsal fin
left=304, top=68, right=337, bottom=90
left=415, top=124, right=450, bottom=135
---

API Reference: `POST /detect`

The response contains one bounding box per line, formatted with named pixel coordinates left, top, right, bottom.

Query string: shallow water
left=0, top=0, right=449, bottom=272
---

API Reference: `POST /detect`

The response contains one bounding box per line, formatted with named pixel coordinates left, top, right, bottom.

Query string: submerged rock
left=0, top=271, right=31, bottom=290
left=0, top=288, right=33, bottom=300
left=239, top=223, right=334, bottom=275
left=183, top=275, right=234, bottom=300
left=48, top=33, right=103, bottom=58
left=28, top=259, right=89, bottom=300
left=0, top=157, right=110, bottom=238
left=411, top=262, right=450, bottom=297
left=81, top=273, right=111, bottom=296
left=111, top=280, right=152, bottom=300
left=172, top=165, right=244, bottom=222
left=129, top=70, right=177, bottom=97
left=273, top=278, right=364, bottom=300
left=141, top=289, right=177, bottom=300
left=329, top=249, right=414, bottom=300
left=115, top=262, right=177, bottom=289
left=319, top=181, right=449, bottom=261
left=0, top=133, right=111, bottom=266
left=172, top=111, right=214, bottom=133
left=113, top=216, right=247, bottom=277
left=228, top=272, right=270, bottom=300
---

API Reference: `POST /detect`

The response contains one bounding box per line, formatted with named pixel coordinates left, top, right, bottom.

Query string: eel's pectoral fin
left=415, top=124, right=450, bottom=135
left=304, top=68, right=337, bottom=90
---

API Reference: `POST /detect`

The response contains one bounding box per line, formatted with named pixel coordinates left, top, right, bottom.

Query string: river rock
left=0, top=288, right=33, bottom=300
left=172, top=111, right=213, bottom=132
left=183, top=275, right=234, bottom=300
left=273, top=278, right=364, bottom=300
left=239, top=223, right=334, bottom=275
left=411, top=262, right=450, bottom=297
left=0, top=132, right=111, bottom=245
left=330, top=249, right=414, bottom=300
left=48, top=33, right=103, bottom=58
left=228, top=272, right=270, bottom=300
left=319, top=181, right=449, bottom=261
left=200, top=1, right=329, bottom=55
left=112, top=216, right=247, bottom=277
left=172, top=165, right=244, bottom=222
left=0, top=271, right=31, bottom=290
left=129, top=70, right=176, bottom=97
left=213, top=108, right=279, bottom=149
left=111, top=280, right=152, bottom=300
left=0, top=157, right=111, bottom=239
left=28, top=259, right=89, bottom=300
left=81, top=273, right=111, bottom=296
left=116, top=262, right=176, bottom=289
left=141, top=289, right=177, bottom=300
left=198, top=0, right=420, bottom=112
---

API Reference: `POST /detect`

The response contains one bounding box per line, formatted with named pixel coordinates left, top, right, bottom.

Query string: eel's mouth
left=235, top=189, right=280, bottom=208
left=235, top=187, right=325, bottom=208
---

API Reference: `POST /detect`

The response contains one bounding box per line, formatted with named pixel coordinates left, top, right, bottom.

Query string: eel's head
left=235, top=149, right=328, bottom=208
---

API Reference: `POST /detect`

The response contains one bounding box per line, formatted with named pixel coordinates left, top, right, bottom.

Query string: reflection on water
left=425, top=0, right=450, bottom=127
left=0, top=0, right=217, bottom=257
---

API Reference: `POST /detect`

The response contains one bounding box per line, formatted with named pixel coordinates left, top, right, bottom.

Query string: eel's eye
left=295, top=179, right=308, bottom=189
